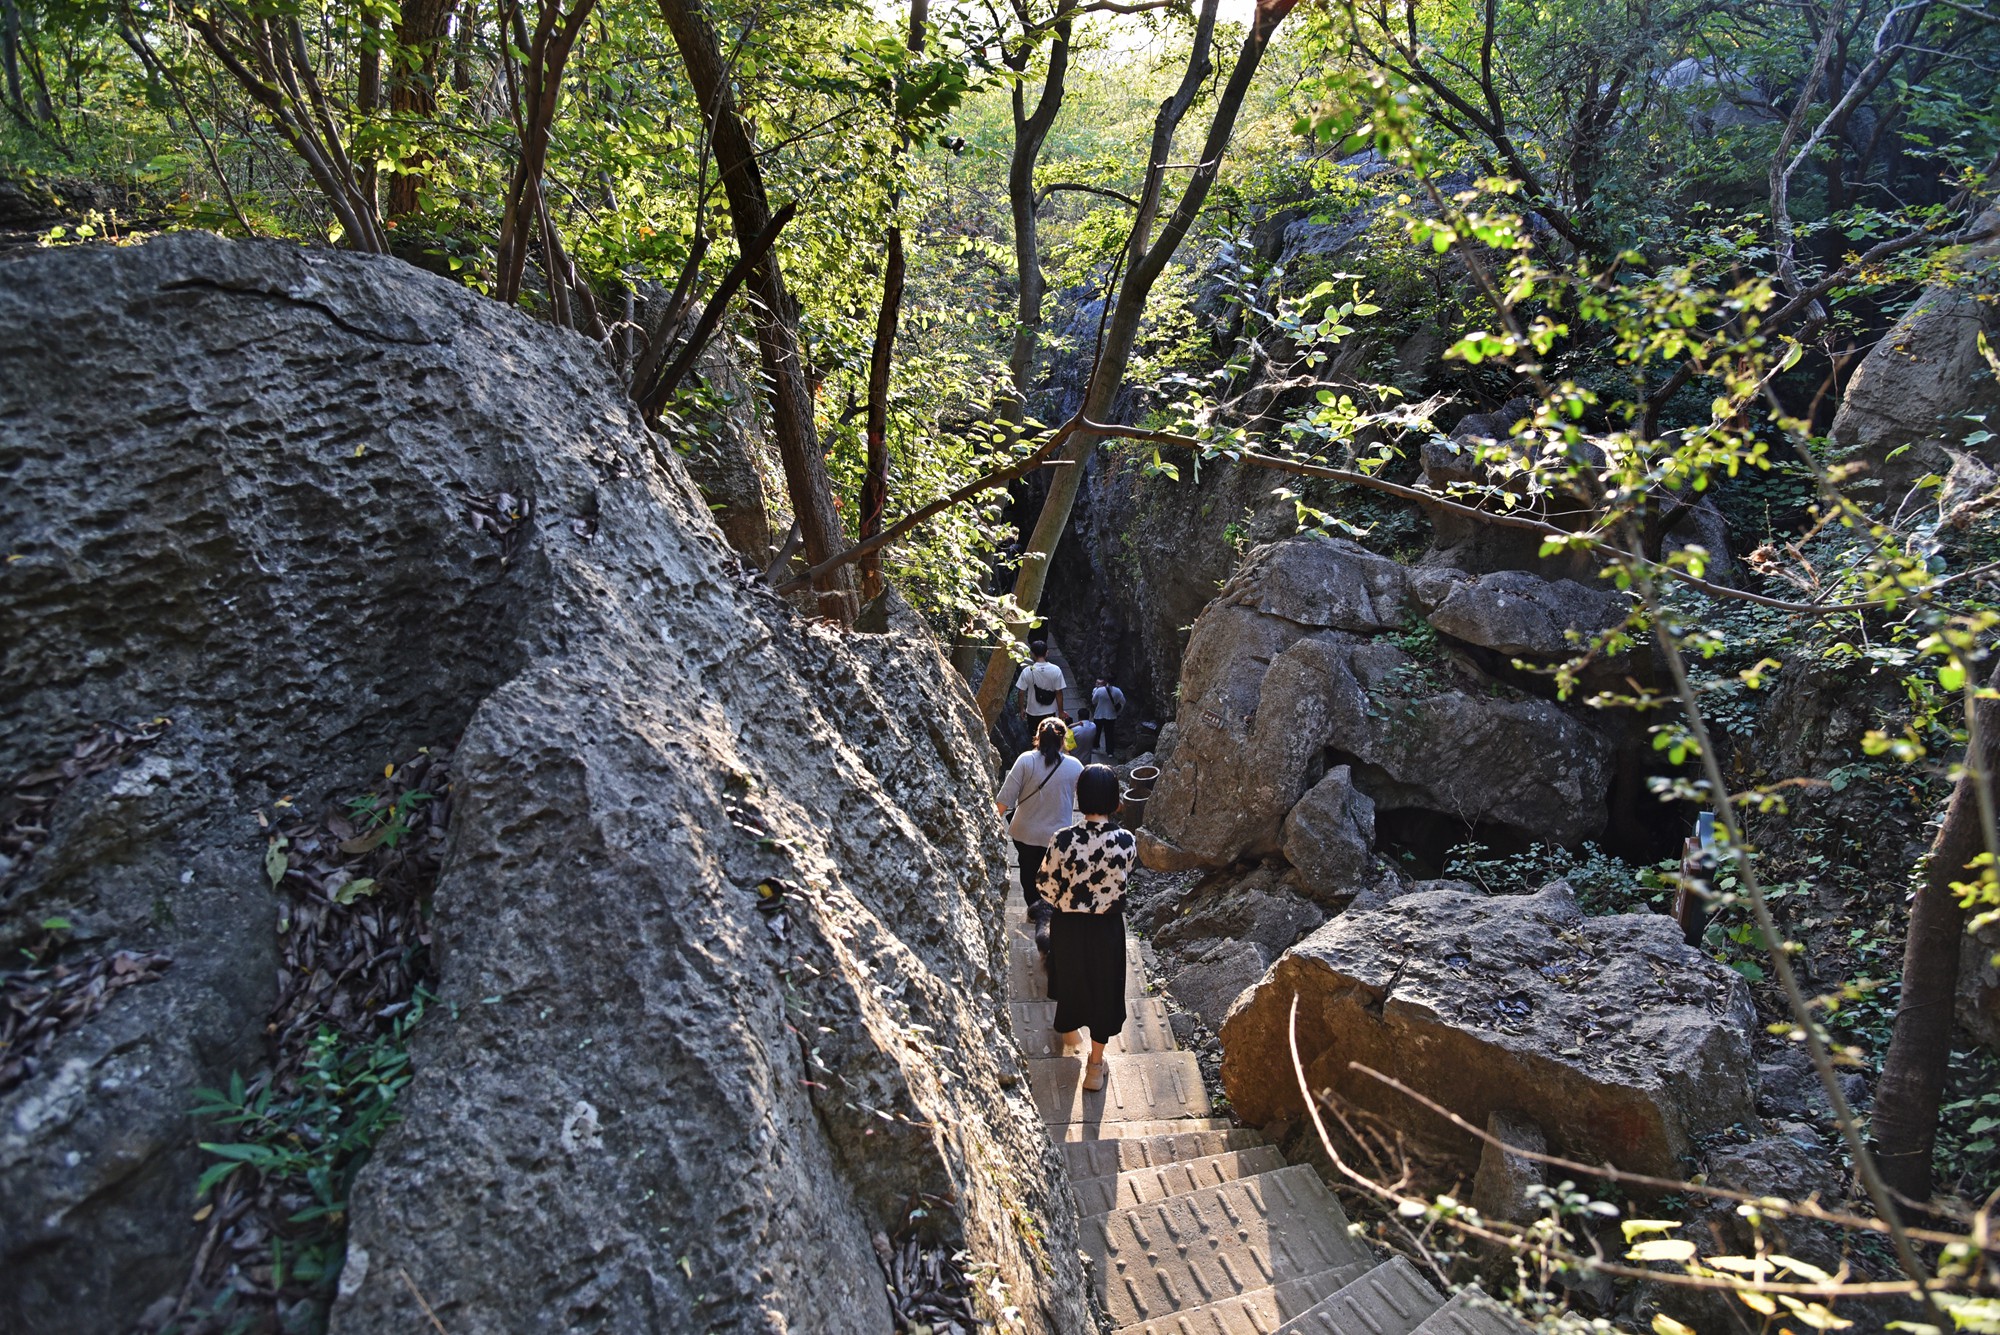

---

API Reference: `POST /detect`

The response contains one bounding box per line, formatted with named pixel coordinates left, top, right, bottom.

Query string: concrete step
left=1408, top=1289, right=1526, bottom=1335
left=1008, top=932, right=1146, bottom=1003
left=1011, top=997, right=1178, bottom=1056
left=1108, top=1261, right=1371, bottom=1335
left=1086, top=1164, right=1375, bottom=1330
left=1272, top=1257, right=1442, bottom=1335
left=1074, top=1145, right=1289, bottom=1216
left=1063, top=1127, right=1269, bottom=1181
left=1030, top=1051, right=1211, bottom=1126
left=1048, top=1117, right=1238, bottom=1143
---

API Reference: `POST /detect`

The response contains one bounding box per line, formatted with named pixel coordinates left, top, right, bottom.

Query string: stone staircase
left=1004, top=894, right=1521, bottom=1335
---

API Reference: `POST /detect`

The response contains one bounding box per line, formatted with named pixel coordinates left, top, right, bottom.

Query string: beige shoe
left=1056, top=1031, right=1083, bottom=1058
left=1082, top=1059, right=1107, bottom=1093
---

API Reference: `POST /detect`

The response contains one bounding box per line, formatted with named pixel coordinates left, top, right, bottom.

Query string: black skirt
left=1048, top=905, right=1127, bottom=1041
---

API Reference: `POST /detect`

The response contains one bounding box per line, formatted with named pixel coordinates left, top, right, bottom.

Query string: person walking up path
left=1015, top=640, right=1067, bottom=730
left=996, top=717, right=1082, bottom=954
left=1090, top=676, right=1126, bottom=760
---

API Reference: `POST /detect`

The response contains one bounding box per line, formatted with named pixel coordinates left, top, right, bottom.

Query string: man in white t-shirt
left=1090, top=676, right=1126, bottom=757
left=1015, top=641, right=1067, bottom=728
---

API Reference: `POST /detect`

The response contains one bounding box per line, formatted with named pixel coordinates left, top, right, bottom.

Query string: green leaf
left=334, top=877, right=380, bottom=905
left=265, top=836, right=289, bottom=888
left=1731, top=960, right=1767, bottom=983
left=1939, top=664, right=1967, bottom=692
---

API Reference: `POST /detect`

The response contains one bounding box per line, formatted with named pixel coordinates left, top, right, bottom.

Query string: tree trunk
left=494, top=0, right=595, bottom=305
left=387, top=0, right=457, bottom=218
left=655, top=0, right=852, bottom=619
left=451, top=0, right=475, bottom=93
left=998, top=0, right=1073, bottom=428
left=858, top=0, right=927, bottom=600
left=974, top=0, right=1295, bottom=723
left=1873, top=657, right=2000, bottom=1201
left=357, top=11, right=381, bottom=210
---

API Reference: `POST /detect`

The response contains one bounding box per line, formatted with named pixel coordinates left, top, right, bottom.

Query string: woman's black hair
left=1076, top=764, right=1119, bottom=817
left=1035, top=716, right=1067, bottom=762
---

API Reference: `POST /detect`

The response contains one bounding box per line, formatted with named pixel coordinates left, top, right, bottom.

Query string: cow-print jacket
left=1036, top=816, right=1136, bottom=914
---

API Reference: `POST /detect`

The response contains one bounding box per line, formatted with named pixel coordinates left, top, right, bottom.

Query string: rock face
left=1963, top=919, right=2000, bottom=1053
left=1830, top=213, right=2000, bottom=494
left=0, top=235, right=1085, bottom=1334
left=1151, top=863, right=1334, bottom=1030
left=1282, top=766, right=1377, bottom=893
left=1218, top=882, right=1757, bottom=1177
left=1470, top=1111, right=1547, bottom=1223
left=1141, top=536, right=1614, bottom=872
left=1425, top=571, right=1628, bottom=660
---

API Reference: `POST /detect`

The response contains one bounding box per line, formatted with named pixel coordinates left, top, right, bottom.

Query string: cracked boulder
left=1281, top=765, right=1377, bottom=898
left=1152, top=863, right=1334, bottom=1030
left=1425, top=570, right=1629, bottom=661
left=1142, top=538, right=1614, bottom=868
left=1219, top=881, right=1757, bottom=1177
left=1831, top=212, right=2000, bottom=495
left=0, top=234, right=1087, bottom=1335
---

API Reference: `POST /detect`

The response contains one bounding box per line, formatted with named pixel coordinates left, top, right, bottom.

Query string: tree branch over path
left=1033, top=181, right=1140, bottom=208
left=973, top=0, right=1301, bottom=724
left=1081, top=418, right=2000, bottom=615
left=773, top=421, right=1082, bottom=596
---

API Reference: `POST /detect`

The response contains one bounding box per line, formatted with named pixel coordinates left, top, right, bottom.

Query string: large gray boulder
left=1219, top=882, right=1757, bottom=1178
left=1831, top=214, right=2000, bottom=494
left=1153, top=864, right=1334, bottom=1029
left=1281, top=765, right=1377, bottom=896
left=0, top=234, right=1086, bottom=1335
left=1137, top=536, right=1418, bottom=867
left=1143, top=539, right=1613, bottom=868
left=1426, top=570, right=1629, bottom=660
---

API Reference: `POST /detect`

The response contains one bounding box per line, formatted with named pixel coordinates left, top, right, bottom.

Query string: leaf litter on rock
left=156, top=746, right=454, bottom=1335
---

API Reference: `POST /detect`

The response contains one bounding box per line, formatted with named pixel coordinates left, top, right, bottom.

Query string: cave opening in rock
left=1371, top=806, right=1536, bottom=878
left=1326, top=739, right=1698, bottom=883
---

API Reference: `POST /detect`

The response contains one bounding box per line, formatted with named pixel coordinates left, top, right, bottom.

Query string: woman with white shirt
left=995, top=717, right=1083, bottom=952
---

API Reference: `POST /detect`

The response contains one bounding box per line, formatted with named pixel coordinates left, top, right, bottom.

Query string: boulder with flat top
left=1219, top=881, right=1757, bottom=1178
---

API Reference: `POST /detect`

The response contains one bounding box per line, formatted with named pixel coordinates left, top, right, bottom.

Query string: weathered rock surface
left=1831, top=213, right=2000, bottom=494
left=1426, top=571, right=1628, bottom=660
left=1151, top=864, right=1333, bottom=1029
left=0, top=235, right=1085, bottom=1334
left=1755, top=1047, right=1870, bottom=1121
left=1706, top=1134, right=1837, bottom=1202
left=1281, top=765, right=1377, bottom=896
left=1219, top=882, right=1757, bottom=1177
left=1142, top=537, right=1614, bottom=868
left=1963, top=918, right=2000, bottom=1053
left=1470, top=1111, right=1547, bottom=1223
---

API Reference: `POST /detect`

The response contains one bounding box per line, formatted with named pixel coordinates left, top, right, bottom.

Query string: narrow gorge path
left=1004, top=858, right=1520, bottom=1335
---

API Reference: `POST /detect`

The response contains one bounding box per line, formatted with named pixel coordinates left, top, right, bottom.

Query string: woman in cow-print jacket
left=1036, top=764, right=1136, bottom=1093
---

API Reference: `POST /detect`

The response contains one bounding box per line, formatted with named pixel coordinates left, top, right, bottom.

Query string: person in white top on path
left=995, top=717, right=1083, bottom=954
left=1014, top=640, right=1066, bottom=729
left=1089, top=676, right=1125, bottom=758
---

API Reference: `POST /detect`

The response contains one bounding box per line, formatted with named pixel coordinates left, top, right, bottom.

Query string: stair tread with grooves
left=1107, top=1261, right=1372, bottom=1335
left=1048, top=1117, right=1238, bottom=1143
left=1407, top=1289, right=1528, bottom=1335
left=1062, top=1128, right=1268, bottom=1179
left=1029, top=1051, right=1211, bottom=1125
left=1012, top=998, right=1177, bottom=1056
left=1074, top=1146, right=1289, bottom=1216
left=1270, top=1257, right=1443, bottom=1335
left=1084, top=1164, right=1375, bottom=1330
